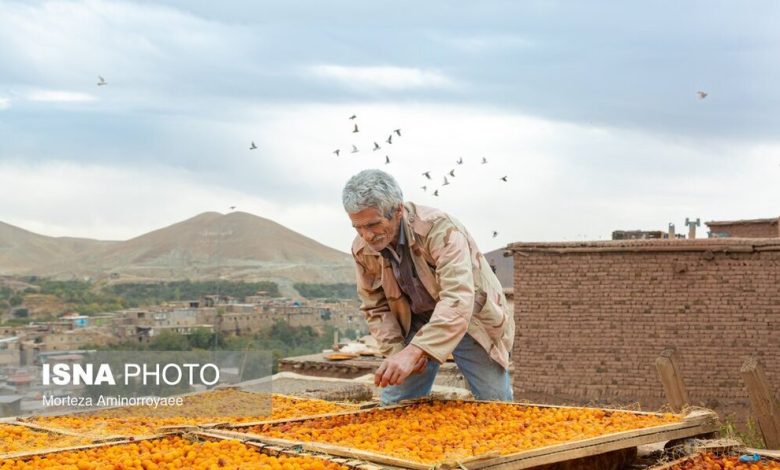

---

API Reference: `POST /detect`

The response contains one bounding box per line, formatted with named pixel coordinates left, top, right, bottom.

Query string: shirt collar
left=381, top=217, right=406, bottom=259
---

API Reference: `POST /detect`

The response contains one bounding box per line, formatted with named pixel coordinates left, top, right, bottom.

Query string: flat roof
left=706, top=217, right=778, bottom=226
left=508, top=238, right=780, bottom=254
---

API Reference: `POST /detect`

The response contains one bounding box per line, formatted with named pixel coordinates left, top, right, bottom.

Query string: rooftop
left=705, top=217, right=778, bottom=226
left=508, top=238, right=780, bottom=254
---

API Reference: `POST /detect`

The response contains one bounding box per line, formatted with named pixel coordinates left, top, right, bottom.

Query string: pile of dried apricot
left=670, top=452, right=780, bottom=470
left=248, top=400, right=681, bottom=464
left=26, top=391, right=355, bottom=438
left=0, top=435, right=350, bottom=470
left=0, top=423, right=91, bottom=455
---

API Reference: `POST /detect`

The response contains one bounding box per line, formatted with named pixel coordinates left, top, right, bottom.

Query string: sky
left=1, top=0, right=779, bottom=253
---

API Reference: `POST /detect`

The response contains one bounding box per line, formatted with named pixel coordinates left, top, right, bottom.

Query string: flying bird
left=351, top=144, right=359, bottom=153
left=456, top=157, right=463, bottom=165
left=373, top=142, right=381, bottom=151
left=433, top=189, right=439, bottom=196
left=448, top=169, right=455, bottom=178
left=481, top=157, right=488, bottom=164
left=386, top=135, right=393, bottom=144
left=385, top=155, right=390, bottom=164
left=421, top=185, right=427, bottom=192
left=333, top=149, right=340, bottom=156
left=697, top=91, right=708, bottom=99
left=422, top=171, right=431, bottom=179
left=97, top=76, right=107, bottom=86
left=349, top=114, right=357, bottom=120
left=492, top=231, right=498, bottom=238
left=250, top=141, right=257, bottom=150
left=393, top=129, right=402, bottom=136
left=230, top=206, right=236, bottom=210
left=500, top=175, right=508, bottom=182
left=353, top=124, right=359, bottom=133
left=442, top=176, right=450, bottom=186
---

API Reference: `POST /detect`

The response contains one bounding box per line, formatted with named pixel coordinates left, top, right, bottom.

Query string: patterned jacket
left=351, top=202, right=514, bottom=369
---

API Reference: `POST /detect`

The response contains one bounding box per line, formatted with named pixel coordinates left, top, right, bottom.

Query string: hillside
left=0, top=213, right=354, bottom=284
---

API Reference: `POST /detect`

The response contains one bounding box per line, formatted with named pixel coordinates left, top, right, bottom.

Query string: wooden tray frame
left=0, top=429, right=379, bottom=469
left=13, top=390, right=362, bottom=440
left=208, top=398, right=721, bottom=470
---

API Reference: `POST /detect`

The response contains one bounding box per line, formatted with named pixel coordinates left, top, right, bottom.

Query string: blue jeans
left=380, top=318, right=513, bottom=405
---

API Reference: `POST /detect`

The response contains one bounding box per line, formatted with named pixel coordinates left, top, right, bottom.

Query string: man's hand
left=374, top=344, right=427, bottom=387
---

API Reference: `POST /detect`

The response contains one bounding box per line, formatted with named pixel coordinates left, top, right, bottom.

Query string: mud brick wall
left=707, top=220, right=779, bottom=238
left=510, top=239, right=780, bottom=416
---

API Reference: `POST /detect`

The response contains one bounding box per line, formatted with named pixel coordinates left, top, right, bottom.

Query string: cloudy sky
left=1, top=0, right=779, bottom=253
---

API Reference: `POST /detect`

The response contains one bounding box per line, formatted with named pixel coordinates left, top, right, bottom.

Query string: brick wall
left=510, top=239, right=779, bottom=418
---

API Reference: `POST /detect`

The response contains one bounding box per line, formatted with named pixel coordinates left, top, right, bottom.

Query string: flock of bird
left=326, top=113, right=511, bottom=239
left=94, top=76, right=713, bottom=242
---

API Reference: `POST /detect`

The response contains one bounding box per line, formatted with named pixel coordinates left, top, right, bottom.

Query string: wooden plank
left=741, top=357, right=780, bottom=449
left=655, top=348, right=690, bottom=412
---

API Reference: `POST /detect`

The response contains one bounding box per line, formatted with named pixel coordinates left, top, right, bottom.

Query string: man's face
left=348, top=205, right=401, bottom=252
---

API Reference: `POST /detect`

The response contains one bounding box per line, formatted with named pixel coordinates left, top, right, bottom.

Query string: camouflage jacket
left=351, top=202, right=514, bottom=369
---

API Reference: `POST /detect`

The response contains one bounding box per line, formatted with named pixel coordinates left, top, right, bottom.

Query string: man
left=342, top=169, right=514, bottom=405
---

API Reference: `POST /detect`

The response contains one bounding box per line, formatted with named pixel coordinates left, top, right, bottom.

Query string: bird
left=250, top=141, right=257, bottom=150
left=697, top=91, right=708, bottom=99
left=421, top=185, right=427, bottom=192
left=500, top=175, right=508, bottom=182
left=333, top=149, right=340, bottom=156
left=433, top=189, right=439, bottom=196
left=456, top=157, right=463, bottom=165
left=492, top=231, right=498, bottom=238
left=97, top=76, right=107, bottom=86
left=448, top=169, right=455, bottom=178
left=443, top=176, right=450, bottom=186
left=373, top=142, right=381, bottom=151
left=386, top=134, right=393, bottom=144
left=230, top=206, right=236, bottom=210
left=422, top=171, right=431, bottom=179
left=353, top=124, right=359, bottom=133
left=393, top=129, right=402, bottom=136
left=481, top=157, right=488, bottom=164
left=385, top=155, right=390, bottom=164
left=351, top=144, right=359, bottom=153
left=349, top=114, right=357, bottom=120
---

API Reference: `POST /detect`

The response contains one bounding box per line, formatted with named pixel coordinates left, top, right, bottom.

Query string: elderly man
left=343, top=169, right=514, bottom=405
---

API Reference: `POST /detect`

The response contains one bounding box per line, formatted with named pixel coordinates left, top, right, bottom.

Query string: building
left=705, top=217, right=780, bottom=238
left=508, top=238, right=780, bottom=420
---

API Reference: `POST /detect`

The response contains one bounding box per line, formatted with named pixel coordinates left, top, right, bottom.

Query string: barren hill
left=0, top=221, right=116, bottom=274
left=0, top=213, right=355, bottom=284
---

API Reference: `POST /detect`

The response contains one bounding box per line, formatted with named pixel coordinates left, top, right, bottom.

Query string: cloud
left=25, top=90, right=97, bottom=103
left=438, top=34, right=535, bottom=53
left=307, top=65, right=456, bottom=91
left=0, top=97, right=9, bottom=109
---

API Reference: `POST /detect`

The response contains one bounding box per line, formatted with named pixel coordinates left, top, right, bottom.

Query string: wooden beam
left=740, top=357, right=780, bottom=449
left=655, top=348, right=690, bottom=412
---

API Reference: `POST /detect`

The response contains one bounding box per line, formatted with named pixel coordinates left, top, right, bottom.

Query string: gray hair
left=342, top=169, right=404, bottom=218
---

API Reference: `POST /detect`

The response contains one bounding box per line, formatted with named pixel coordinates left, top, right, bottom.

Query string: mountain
left=0, top=221, right=116, bottom=274
left=0, top=213, right=355, bottom=284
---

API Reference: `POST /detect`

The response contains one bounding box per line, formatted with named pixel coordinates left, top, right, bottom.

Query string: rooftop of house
left=705, top=217, right=779, bottom=226
left=508, top=237, right=780, bottom=253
